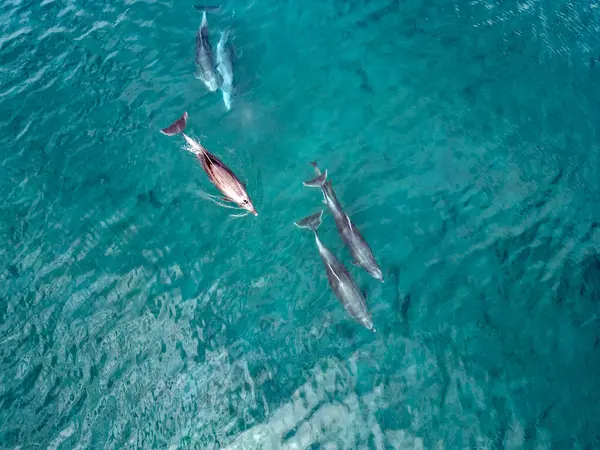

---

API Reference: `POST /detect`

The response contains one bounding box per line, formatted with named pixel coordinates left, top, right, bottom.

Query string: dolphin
left=194, top=11, right=220, bottom=92
left=216, top=27, right=235, bottom=110
left=295, top=210, right=375, bottom=332
left=160, top=112, right=257, bottom=216
left=303, top=162, right=383, bottom=281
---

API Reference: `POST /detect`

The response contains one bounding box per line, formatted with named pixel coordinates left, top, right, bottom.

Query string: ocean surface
left=2, top=0, right=600, bottom=448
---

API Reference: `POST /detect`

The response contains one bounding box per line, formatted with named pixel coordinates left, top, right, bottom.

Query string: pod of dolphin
left=160, top=7, right=383, bottom=332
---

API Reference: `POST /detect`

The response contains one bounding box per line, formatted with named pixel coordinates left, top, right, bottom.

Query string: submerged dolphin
left=295, top=210, right=375, bottom=332
left=195, top=11, right=220, bottom=92
left=216, top=27, right=235, bottom=110
left=160, top=112, right=257, bottom=216
left=303, top=162, right=383, bottom=281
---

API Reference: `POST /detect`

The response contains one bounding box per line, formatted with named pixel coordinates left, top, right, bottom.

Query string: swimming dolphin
left=295, top=210, right=375, bottom=332
left=216, top=27, right=235, bottom=110
left=195, top=12, right=219, bottom=92
left=160, top=112, right=257, bottom=216
left=303, top=162, right=383, bottom=281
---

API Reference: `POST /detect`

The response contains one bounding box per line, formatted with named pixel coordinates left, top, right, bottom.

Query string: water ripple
left=1, top=0, right=600, bottom=448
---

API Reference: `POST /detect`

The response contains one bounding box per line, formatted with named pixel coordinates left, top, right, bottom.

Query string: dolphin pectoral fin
left=216, top=202, right=241, bottom=210
left=361, top=289, right=368, bottom=300
left=221, top=196, right=234, bottom=203
left=204, top=195, right=241, bottom=210
left=351, top=261, right=360, bottom=267
left=215, top=202, right=239, bottom=209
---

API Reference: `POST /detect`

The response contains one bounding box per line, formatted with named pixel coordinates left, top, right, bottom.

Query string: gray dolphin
left=295, top=210, right=375, bottom=332
left=303, top=162, right=383, bottom=281
left=216, top=27, right=234, bottom=110
left=195, top=11, right=219, bottom=92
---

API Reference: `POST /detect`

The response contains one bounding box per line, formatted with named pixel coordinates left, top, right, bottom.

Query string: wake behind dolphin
left=303, top=162, right=383, bottom=281
left=295, top=210, right=375, bottom=332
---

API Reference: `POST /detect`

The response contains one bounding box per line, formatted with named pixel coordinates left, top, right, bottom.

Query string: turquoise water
left=2, top=0, right=600, bottom=448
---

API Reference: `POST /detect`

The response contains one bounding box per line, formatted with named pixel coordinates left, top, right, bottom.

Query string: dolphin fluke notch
left=294, top=210, right=323, bottom=230
left=160, top=112, right=188, bottom=136
left=193, top=5, right=221, bottom=12
left=303, top=169, right=327, bottom=188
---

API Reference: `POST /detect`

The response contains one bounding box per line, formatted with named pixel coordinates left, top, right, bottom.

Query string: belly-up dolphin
left=303, top=162, right=383, bottom=281
left=295, top=210, right=375, bottom=332
left=160, top=112, right=257, bottom=216
left=195, top=11, right=220, bottom=92
left=216, top=27, right=235, bottom=110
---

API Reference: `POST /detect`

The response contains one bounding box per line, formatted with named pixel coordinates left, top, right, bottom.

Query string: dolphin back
left=321, top=247, right=375, bottom=332
left=321, top=180, right=339, bottom=204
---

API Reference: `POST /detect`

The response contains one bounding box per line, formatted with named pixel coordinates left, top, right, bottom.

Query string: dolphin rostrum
left=216, top=27, right=235, bottom=110
left=160, top=112, right=257, bottom=216
left=303, top=162, right=383, bottom=281
left=295, top=210, right=375, bottom=332
left=195, top=11, right=220, bottom=92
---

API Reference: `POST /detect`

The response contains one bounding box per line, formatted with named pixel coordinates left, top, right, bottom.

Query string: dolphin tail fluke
left=160, top=112, right=188, bottom=136
left=303, top=169, right=327, bottom=188
left=294, top=210, right=323, bottom=231
left=193, top=5, right=221, bottom=13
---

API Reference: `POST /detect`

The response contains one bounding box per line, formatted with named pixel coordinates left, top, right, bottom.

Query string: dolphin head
left=367, top=266, right=383, bottom=282
left=240, top=197, right=257, bottom=216
left=361, top=316, right=375, bottom=332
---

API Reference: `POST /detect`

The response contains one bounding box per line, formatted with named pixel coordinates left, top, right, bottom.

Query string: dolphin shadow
left=388, top=263, right=411, bottom=336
